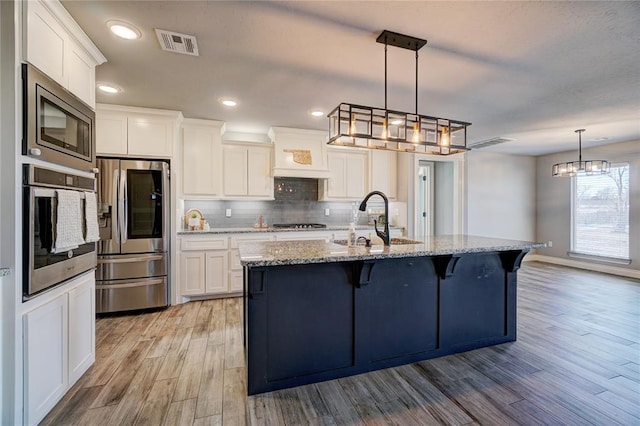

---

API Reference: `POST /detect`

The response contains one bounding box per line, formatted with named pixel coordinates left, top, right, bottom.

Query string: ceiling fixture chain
left=551, top=129, right=610, bottom=177
left=327, top=30, right=471, bottom=155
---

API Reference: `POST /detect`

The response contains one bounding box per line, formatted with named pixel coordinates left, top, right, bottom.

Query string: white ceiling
left=62, top=1, right=640, bottom=156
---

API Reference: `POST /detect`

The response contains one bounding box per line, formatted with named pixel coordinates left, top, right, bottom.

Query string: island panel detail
left=243, top=249, right=530, bottom=395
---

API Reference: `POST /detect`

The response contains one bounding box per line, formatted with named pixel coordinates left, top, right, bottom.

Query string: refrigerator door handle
left=114, top=168, right=120, bottom=245
left=119, top=168, right=128, bottom=245
left=98, top=254, right=165, bottom=264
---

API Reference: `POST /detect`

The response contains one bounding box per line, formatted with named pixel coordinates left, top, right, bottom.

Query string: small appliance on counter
left=95, top=158, right=170, bottom=313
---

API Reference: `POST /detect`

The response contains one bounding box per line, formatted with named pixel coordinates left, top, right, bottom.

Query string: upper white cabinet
left=369, top=149, right=397, bottom=200
left=222, top=142, right=273, bottom=199
left=23, top=0, right=106, bottom=107
left=320, top=148, right=369, bottom=200
left=181, top=119, right=224, bottom=198
left=96, top=104, right=183, bottom=158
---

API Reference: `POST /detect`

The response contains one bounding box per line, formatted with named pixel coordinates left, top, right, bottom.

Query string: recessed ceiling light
left=591, top=137, right=609, bottom=141
left=107, top=20, right=141, bottom=40
left=219, top=98, right=238, bottom=107
left=97, top=83, right=121, bottom=94
left=310, top=110, right=324, bottom=117
left=390, top=119, right=404, bottom=125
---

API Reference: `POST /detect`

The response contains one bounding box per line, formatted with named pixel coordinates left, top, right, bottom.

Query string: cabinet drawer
left=181, top=237, right=228, bottom=251
left=230, top=234, right=274, bottom=248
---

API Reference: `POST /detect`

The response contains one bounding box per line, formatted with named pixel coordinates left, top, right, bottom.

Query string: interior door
left=120, top=160, right=169, bottom=254
left=416, top=161, right=434, bottom=237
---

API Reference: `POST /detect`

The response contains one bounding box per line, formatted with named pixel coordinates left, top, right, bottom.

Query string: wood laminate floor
left=42, top=262, right=640, bottom=425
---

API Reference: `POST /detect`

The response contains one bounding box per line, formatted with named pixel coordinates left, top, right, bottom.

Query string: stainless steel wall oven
left=23, top=63, right=96, bottom=172
left=23, top=165, right=97, bottom=300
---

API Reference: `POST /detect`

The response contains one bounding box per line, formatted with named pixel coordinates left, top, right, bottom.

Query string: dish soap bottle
left=348, top=222, right=356, bottom=247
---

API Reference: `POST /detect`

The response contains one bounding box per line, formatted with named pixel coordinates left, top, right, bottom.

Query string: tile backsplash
left=183, top=199, right=376, bottom=228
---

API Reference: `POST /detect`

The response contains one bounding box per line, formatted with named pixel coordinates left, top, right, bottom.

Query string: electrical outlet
left=325, top=208, right=330, bottom=216
left=548, top=240, right=553, bottom=247
left=226, top=209, right=232, bottom=217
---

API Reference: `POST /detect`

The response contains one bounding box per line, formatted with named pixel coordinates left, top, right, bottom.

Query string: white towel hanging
left=52, top=189, right=85, bottom=253
left=84, top=191, right=100, bottom=243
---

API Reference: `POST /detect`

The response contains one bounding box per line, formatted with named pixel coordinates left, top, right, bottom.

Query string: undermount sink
left=332, top=237, right=422, bottom=246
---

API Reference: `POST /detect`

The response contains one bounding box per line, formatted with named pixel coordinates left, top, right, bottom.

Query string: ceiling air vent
left=469, top=137, right=515, bottom=149
left=155, top=29, right=199, bottom=56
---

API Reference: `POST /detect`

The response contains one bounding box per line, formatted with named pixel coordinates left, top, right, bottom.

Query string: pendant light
left=327, top=30, right=471, bottom=155
left=552, top=129, right=610, bottom=177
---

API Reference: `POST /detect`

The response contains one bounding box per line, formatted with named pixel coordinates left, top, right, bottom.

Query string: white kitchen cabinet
left=67, top=275, right=95, bottom=384
left=179, top=237, right=229, bottom=297
left=96, top=104, right=182, bottom=158
left=320, top=149, right=369, bottom=200
left=23, top=294, right=67, bottom=426
left=222, top=143, right=273, bottom=199
left=370, top=149, right=397, bottom=200
left=181, top=119, right=224, bottom=198
left=228, top=234, right=276, bottom=292
left=23, top=0, right=106, bottom=107
left=23, top=271, right=95, bottom=426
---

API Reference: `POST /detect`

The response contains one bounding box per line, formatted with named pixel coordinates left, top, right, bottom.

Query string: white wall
left=466, top=151, right=536, bottom=241
left=434, top=161, right=454, bottom=234
left=0, top=0, right=18, bottom=422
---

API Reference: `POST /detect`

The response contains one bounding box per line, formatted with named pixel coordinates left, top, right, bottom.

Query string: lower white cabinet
left=180, top=237, right=230, bottom=297
left=23, top=271, right=95, bottom=426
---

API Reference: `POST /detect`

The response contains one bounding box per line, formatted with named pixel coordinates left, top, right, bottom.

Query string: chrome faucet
left=358, top=191, right=390, bottom=246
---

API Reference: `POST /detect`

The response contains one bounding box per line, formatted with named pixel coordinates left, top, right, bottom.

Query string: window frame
left=569, top=162, right=631, bottom=264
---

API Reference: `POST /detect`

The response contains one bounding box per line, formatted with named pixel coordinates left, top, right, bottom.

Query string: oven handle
left=96, top=278, right=165, bottom=289
left=97, top=254, right=165, bottom=264
left=119, top=168, right=127, bottom=245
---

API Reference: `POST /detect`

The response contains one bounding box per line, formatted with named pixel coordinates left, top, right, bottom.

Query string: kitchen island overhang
left=240, top=235, right=545, bottom=395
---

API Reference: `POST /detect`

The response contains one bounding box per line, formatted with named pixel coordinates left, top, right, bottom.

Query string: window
left=572, top=163, right=630, bottom=261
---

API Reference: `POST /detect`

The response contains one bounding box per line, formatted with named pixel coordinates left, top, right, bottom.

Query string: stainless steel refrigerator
left=96, top=158, right=170, bottom=313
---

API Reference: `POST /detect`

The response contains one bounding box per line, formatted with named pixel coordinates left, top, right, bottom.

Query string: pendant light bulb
left=381, top=117, right=388, bottom=140
left=412, top=121, right=420, bottom=143
left=350, top=113, right=357, bottom=135
left=440, top=127, right=449, bottom=146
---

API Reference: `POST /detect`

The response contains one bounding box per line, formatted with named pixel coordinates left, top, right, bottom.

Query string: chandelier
left=327, top=30, right=471, bottom=155
left=552, top=129, right=610, bottom=177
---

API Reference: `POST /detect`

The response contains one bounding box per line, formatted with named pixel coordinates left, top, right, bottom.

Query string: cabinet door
left=128, top=114, right=174, bottom=157
left=326, top=152, right=347, bottom=198
left=68, top=274, right=95, bottom=383
left=346, top=152, right=368, bottom=198
left=24, top=294, right=68, bottom=426
left=182, top=125, right=222, bottom=196
left=229, top=270, right=244, bottom=293
left=247, top=146, right=272, bottom=197
left=66, top=44, right=95, bottom=108
left=96, top=111, right=128, bottom=155
left=222, top=146, right=248, bottom=196
left=205, top=251, right=228, bottom=294
left=370, top=150, right=397, bottom=199
left=180, top=252, right=206, bottom=296
left=25, top=0, right=66, bottom=86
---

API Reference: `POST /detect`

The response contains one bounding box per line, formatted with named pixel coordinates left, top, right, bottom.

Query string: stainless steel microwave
left=22, top=63, right=96, bottom=172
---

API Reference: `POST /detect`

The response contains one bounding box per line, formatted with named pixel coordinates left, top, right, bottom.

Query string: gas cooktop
left=271, top=223, right=327, bottom=229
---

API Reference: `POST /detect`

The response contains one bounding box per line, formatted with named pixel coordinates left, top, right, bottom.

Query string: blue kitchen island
left=239, top=235, right=544, bottom=395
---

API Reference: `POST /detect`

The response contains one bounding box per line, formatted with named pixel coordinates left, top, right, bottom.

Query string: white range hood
left=268, top=127, right=331, bottom=179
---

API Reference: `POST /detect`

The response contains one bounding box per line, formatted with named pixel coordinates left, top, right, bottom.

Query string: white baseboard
left=525, top=254, right=640, bottom=280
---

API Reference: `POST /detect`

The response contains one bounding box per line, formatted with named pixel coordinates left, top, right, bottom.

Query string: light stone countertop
left=177, top=225, right=403, bottom=235
left=238, top=235, right=546, bottom=267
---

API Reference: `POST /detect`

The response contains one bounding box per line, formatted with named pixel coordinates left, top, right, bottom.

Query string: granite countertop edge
left=238, top=236, right=546, bottom=267
left=177, top=225, right=403, bottom=235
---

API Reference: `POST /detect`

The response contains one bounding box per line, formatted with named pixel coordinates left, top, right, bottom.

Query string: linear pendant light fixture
left=327, top=30, right=471, bottom=155
left=552, top=129, right=610, bottom=177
